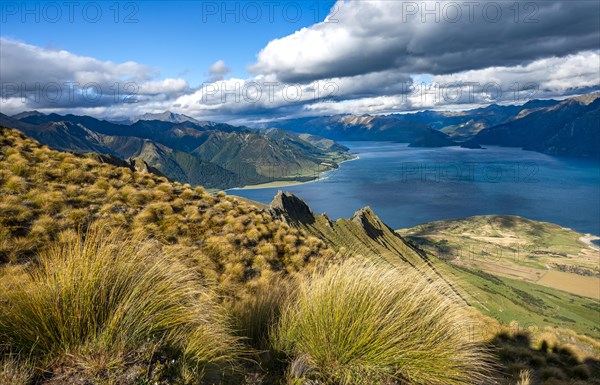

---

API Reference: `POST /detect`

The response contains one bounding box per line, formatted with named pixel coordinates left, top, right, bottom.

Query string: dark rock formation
left=269, top=191, right=315, bottom=224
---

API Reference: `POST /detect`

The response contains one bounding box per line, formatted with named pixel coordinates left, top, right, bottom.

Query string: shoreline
left=228, top=155, right=360, bottom=191
left=579, top=234, right=600, bottom=251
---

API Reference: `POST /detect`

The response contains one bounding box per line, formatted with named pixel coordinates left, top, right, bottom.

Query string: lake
left=230, top=142, right=600, bottom=235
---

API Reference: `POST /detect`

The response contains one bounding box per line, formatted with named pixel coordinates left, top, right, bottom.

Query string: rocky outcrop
left=351, top=207, right=387, bottom=240
left=82, top=153, right=168, bottom=179
left=269, top=191, right=315, bottom=224
left=263, top=191, right=465, bottom=302
left=128, top=157, right=168, bottom=178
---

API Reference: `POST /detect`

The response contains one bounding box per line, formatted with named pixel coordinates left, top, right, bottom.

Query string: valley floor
left=231, top=180, right=306, bottom=189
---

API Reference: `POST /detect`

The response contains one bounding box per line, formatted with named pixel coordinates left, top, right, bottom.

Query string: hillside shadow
left=488, top=332, right=600, bottom=385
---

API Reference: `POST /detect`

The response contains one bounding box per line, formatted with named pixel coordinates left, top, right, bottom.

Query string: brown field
left=537, top=270, right=600, bottom=299
left=454, top=257, right=544, bottom=282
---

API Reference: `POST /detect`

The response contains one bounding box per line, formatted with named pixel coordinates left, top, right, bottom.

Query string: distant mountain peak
left=130, top=111, right=215, bottom=126
left=340, top=114, right=376, bottom=126
left=12, top=110, right=46, bottom=120
left=562, top=91, right=600, bottom=106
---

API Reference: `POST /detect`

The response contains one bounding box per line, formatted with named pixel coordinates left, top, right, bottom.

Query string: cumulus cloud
left=0, top=38, right=189, bottom=113
left=138, top=78, right=189, bottom=95
left=174, top=50, right=599, bottom=120
left=1, top=38, right=151, bottom=86
left=430, top=51, right=600, bottom=97
left=250, top=0, right=600, bottom=83
left=208, top=60, right=231, bottom=82
left=298, top=50, right=600, bottom=116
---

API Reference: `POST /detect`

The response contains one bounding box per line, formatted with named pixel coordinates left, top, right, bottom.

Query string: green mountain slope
left=474, top=93, right=600, bottom=157
left=0, top=112, right=353, bottom=189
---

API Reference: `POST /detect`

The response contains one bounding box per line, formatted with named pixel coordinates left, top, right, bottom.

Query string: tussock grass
left=228, top=277, right=294, bottom=351
left=0, top=356, right=33, bottom=385
left=0, top=226, right=243, bottom=381
left=274, top=259, right=491, bottom=385
left=0, top=127, right=334, bottom=292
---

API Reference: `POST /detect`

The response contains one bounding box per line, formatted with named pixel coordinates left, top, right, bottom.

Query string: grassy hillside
left=268, top=192, right=600, bottom=380
left=0, top=127, right=339, bottom=287
left=399, top=216, right=600, bottom=352
left=1, top=127, right=598, bottom=385
left=0, top=126, right=346, bottom=384
left=399, top=215, right=600, bottom=298
left=0, top=127, right=491, bottom=384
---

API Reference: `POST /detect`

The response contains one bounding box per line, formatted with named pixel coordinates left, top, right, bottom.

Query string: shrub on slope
left=274, top=259, right=491, bottom=385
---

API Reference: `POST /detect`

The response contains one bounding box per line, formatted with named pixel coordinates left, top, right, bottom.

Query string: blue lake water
left=230, top=142, right=600, bottom=235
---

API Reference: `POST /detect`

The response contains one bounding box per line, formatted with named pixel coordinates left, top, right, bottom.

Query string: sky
left=1, top=0, right=599, bottom=123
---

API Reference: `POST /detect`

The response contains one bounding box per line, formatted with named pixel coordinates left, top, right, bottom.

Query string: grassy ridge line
left=268, top=192, right=468, bottom=304
left=0, top=126, right=340, bottom=293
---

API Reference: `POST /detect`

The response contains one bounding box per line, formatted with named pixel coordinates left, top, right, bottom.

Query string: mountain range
left=1, top=92, right=598, bottom=194
left=271, top=92, right=600, bottom=157
left=0, top=112, right=353, bottom=189
left=473, top=93, right=600, bottom=157
left=270, top=114, right=457, bottom=147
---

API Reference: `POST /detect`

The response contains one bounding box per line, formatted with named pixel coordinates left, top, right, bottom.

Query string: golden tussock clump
left=0, top=226, right=243, bottom=383
left=273, top=259, right=493, bottom=385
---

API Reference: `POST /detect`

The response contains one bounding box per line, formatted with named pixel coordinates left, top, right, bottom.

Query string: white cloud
left=250, top=0, right=600, bottom=83
left=272, top=50, right=600, bottom=117
left=0, top=38, right=152, bottom=86
left=208, top=60, right=231, bottom=82
left=430, top=51, right=600, bottom=97
left=138, top=78, right=189, bottom=95
left=0, top=38, right=189, bottom=114
left=174, top=50, right=600, bottom=120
